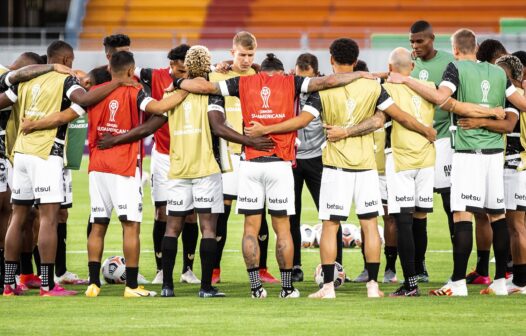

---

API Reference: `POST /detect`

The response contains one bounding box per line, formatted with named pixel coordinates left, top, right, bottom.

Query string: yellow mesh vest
left=209, top=69, right=255, bottom=154
left=13, top=72, right=68, bottom=159
left=319, top=78, right=380, bottom=170
left=517, top=88, right=526, bottom=171
left=166, top=92, right=221, bottom=179
left=383, top=80, right=435, bottom=172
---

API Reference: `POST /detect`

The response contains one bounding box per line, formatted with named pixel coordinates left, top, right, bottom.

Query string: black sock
left=182, top=221, right=199, bottom=273
left=452, top=221, right=473, bottom=282
left=4, top=261, right=17, bottom=286
left=33, top=246, right=41, bottom=276
left=280, top=268, right=293, bottom=290
left=88, top=261, right=101, bottom=287
left=441, top=191, right=455, bottom=243
left=336, top=225, right=343, bottom=265
left=384, top=246, right=397, bottom=273
left=475, top=250, right=490, bottom=276
left=361, top=229, right=366, bottom=266
left=413, top=217, right=428, bottom=275
left=126, top=267, right=138, bottom=289
left=247, top=267, right=262, bottom=290
left=322, top=264, right=335, bottom=284
left=20, top=252, right=33, bottom=275
left=491, top=218, right=510, bottom=280
left=366, top=262, right=380, bottom=282
left=40, top=263, right=55, bottom=290
left=215, top=204, right=231, bottom=269
left=152, top=220, right=166, bottom=272
left=258, top=215, right=269, bottom=269
left=512, top=264, right=526, bottom=287
left=161, top=236, right=178, bottom=288
left=395, top=214, right=416, bottom=285
left=0, top=248, right=4, bottom=288
left=55, top=222, right=67, bottom=277
left=290, top=212, right=301, bottom=267
left=87, top=217, right=92, bottom=238
left=199, top=238, right=217, bottom=291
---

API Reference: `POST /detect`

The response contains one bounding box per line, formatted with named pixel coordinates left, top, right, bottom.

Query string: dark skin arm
left=69, top=78, right=138, bottom=107
left=457, top=111, right=518, bottom=134
left=0, top=92, right=13, bottom=110
left=97, top=115, right=167, bottom=149
left=208, top=110, right=274, bottom=151
left=8, top=64, right=74, bottom=84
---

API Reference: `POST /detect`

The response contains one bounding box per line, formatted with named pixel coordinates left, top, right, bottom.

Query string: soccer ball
left=341, top=223, right=358, bottom=248
left=102, top=256, right=126, bottom=284
left=312, top=223, right=322, bottom=247
left=300, top=224, right=316, bottom=248
left=314, top=262, right=346, bottom=288
left=351, top=226, right=362, bottom=248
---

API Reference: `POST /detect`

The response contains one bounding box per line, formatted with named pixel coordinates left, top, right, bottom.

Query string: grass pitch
left=0, top=157, right=524, bottom=335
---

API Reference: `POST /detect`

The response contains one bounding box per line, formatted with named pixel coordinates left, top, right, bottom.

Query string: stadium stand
left=78, top=0, right=526, bottom=49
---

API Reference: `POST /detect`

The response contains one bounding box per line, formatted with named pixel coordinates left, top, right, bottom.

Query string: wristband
left=174, top=78, right=185, bottom=89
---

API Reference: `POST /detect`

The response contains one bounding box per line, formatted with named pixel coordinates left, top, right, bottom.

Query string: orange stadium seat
left=79, top=0, right=526, bottom=49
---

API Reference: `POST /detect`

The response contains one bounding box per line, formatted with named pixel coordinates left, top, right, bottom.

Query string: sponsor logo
left=109, top=100, right=119, bottom=122
left=155, top=252, right=162, bottom=258
left=239, top=196, right=258, bottom=203
left=461, top=193, right=481, bottom=201
left=481, top=80, right=490, bottom=103
left=326, top=203, right=344, bottom=210
left=183, top=101, right=192, bottom=122
left=194, top=196, right=214, bottom=203
left=91, top=206, right=105, bottom=212
left=11, top=188, right=20, bottom=195
left=419, top=196, right=433, bottom=203
left=365, top=200, right=378, bottom=207
left=216, top=236, right=223, bottom=242
left=187, top=254, right=195, bottom=261
left=411, top=95, right=423, bottom=123
left=395, top=195, right=415, bottom=202
left=118, top=204, right=127, bottom=210
left=443, top=164, right=452, bottom=177
left=346, top=98, right=357, bottom=127
left=0, top=162, right=5, bottom=171
left=268, top=197, right=288, bottom=204
left=34, top=186, right=50, bottom=193
left=167, top=199, right=183, bottom=206
left=138, top=203, right=142, bottom=212
left=515, top=194, right=526, bottom=201
left=497, top=198, right=504, bottom=204
left=258, top=234, right=268, bottom=241
left=261, top=86, right=271, bottom=108
left=418, top=70, right=429, bottom=81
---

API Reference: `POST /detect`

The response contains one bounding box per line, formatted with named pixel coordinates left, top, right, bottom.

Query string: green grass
left=1, top=156, right=524, bottom=335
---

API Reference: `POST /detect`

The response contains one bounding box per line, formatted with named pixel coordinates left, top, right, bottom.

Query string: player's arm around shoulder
left=144, top=89, right=189, bottom=115
left=20, top=107, right=81, bottom=135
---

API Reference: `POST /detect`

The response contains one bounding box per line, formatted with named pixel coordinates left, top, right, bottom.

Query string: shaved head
left=389, top=47, right=414, bottom=75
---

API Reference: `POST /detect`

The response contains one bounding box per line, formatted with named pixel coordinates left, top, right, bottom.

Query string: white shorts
left=379, top=174, right=388, bottom=206
left=89, top=168, right=143, bottom=224
left=150, top=146, right=170, bottom=206
left=434, top=137, right=453, bottom=192
left=61, top=168, right=73, bottom=209
left=0, top=157, right=11, bottom=193
left=11, top=153, right=65, bottom=205
left=166, top=173, right=224, bottom=216
left=451, top=152, right=505, bottom=214
left=236, top=160, right=295, bottom=216
left=319, top=167, right=383, bottom=221
left=386, top=153, right=434, bottom=214
left=222, top=154, right=240, bottom=199
left=504, top=168, right=526, bottom=211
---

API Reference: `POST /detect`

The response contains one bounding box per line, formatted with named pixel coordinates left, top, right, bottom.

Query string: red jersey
left=150, top=68, right=172, bottom=155
left=88, top=83, right=152, bottom=176
left=238, top=73, right=296, bottom=161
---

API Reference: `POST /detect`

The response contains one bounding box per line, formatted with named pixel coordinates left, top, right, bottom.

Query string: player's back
left=88, top=84, right=143, bottom=176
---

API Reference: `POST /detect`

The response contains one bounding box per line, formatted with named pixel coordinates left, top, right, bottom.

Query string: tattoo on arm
left=346, top=111, right=385, bottom=137
left=9, top=64, right=54, bottom=84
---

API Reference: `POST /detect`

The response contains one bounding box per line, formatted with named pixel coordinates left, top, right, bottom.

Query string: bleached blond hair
left=184, top=45, right=211, bottom=78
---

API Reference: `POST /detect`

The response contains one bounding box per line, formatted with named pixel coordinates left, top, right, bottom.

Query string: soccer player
left=103, top=34, right=131, bottom=62
left=388, top=29, right=525, bottom=296
left=134, top=44, right=201, bottom=285
left=409, top=20, right=456, bottom=281
left=512, top=51, right=526, bottom=80
left=383, top=47, right=437, bottom=296
left=288, top=53, right=324, bottom=282
left=210, top=32, right=279, bottom=285
left=456, top=55, right=526, bottom=293
left=174, top=50, right=377, bottom=298
left=96, top=46, right=274, bottom=298
left=0, top=40, right=126, bottom=296
left=244, top=40, right=435, bottom=299
left=476, top=39, right=507, bottom=64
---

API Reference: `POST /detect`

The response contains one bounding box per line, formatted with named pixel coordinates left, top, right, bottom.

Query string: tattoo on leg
left=276, top=239, right=287, bottom=269
left=242, top=235, right=259, bottom=269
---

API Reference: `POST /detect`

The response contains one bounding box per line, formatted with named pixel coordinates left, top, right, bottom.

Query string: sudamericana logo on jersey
left=109, top=100, right=119, bottom=122
left=418, top=70, right=429, bottom=81
left=481, top=80, right=491, bottom=103
left=251, top=86, right=285, bottom=119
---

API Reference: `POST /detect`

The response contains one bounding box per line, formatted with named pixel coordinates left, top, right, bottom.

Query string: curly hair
left=496, top=54, right=524, bottom=82
left=329, top=38, right=359, bottom=66
left=184, top=45, right=211, bottom=78
left=476, top=39, right=507, bottom=63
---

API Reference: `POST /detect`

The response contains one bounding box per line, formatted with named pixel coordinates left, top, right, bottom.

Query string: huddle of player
left=1, top=18, right=526, bottom=299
